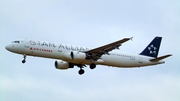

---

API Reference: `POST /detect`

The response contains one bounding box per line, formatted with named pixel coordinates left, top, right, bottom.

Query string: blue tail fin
left=140, top=37, right=162, bottom=58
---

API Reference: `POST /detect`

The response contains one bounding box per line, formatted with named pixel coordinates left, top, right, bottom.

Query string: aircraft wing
left=85, top=37, right=132, bottom=61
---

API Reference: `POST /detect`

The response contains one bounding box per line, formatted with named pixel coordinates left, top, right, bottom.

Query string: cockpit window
left=12, top=41, right=20, bottom=43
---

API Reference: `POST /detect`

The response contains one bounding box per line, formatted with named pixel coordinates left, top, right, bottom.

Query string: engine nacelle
left=63, top=52, right=72, bottom=60
left=55, top=61, right=73, bottom=70
left=63, top=51, right=86, bottom=61
left=73, top=51, right=86, bottom=60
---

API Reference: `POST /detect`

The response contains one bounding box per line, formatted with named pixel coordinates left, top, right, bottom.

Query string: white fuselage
left=5, top=39, right=164, bottom=68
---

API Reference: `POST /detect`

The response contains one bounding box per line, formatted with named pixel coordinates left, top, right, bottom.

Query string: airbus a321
left=5, top=37, right=172, bottom=75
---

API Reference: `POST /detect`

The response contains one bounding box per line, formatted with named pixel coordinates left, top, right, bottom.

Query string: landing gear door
left=24, top=39, right=29, bottom=48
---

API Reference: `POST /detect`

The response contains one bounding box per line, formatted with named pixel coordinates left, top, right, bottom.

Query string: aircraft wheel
left=22, top=60, right=26, bottom=63
left=90, top=63, right=96, bottom=69
left=78, top=69, right=85, bottom=75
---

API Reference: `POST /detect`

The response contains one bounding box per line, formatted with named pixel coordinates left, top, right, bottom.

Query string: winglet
left=150, top=54, right=172, bottom=62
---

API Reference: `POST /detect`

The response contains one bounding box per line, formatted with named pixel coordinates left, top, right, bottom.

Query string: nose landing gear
left=22, top=54, right=26, bottom=63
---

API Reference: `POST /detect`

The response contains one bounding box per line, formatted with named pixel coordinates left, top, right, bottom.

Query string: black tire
left=78, top=69, right=85, bottom=75
left=22, top=60, right=26, bottom=63
left=90, top=63, right=96, bottom=69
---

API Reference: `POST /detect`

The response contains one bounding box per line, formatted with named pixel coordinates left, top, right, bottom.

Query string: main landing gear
left=77, top=63, right=96, bottom=75
left=78, top=69, right=85, bottom=75
left=77, top=64, right=85, bottom=75
left=90, top=63, right=96, bottom=69
left=22, top=54, right=26, bottom=63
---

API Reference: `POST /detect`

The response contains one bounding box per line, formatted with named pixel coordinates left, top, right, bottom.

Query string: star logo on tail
left=148, top=44, right=157, bottom=55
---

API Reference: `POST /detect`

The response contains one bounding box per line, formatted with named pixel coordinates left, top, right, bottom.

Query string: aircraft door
left=139, top=57, right=143, bottom=63
left=24, top=39, right=29, bottom=48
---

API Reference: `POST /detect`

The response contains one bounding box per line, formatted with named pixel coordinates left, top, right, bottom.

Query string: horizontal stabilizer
left=150, top=54, right=172, bottom=62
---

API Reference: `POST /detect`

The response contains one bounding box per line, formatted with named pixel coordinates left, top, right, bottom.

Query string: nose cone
left=5, top=44, right=15, bottom=52
left=5, top=45, right=11, bottom=51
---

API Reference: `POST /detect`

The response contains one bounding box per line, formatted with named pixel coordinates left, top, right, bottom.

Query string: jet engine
left=63, top=51, right=86, bottom=61
left=55, top=61, right=74, bottom=70
left=72, top=51, right=86, bottom=60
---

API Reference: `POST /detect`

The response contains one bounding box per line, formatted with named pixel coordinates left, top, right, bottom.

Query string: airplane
left=5, top=36, right=172, bottom=75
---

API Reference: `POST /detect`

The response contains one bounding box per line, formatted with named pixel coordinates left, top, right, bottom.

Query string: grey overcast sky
left=1, top=0, right=180, bottom=101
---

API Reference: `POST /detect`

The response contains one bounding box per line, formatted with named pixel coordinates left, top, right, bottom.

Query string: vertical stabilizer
left=140, top=37, right=162, bottom=58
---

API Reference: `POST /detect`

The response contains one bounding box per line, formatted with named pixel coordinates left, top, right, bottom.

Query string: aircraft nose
left=5, top=45, right=9, bottom=50
left=5, top=44, right=21, bottom=53
left=5, top=45, right=12, bottom=51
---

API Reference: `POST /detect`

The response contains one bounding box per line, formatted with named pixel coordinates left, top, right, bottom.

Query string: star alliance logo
left=148, top=44, right=157, bottom=54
